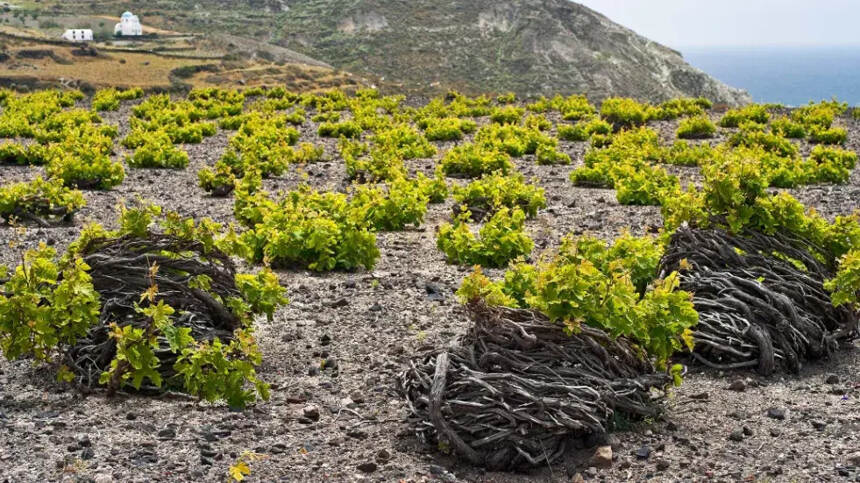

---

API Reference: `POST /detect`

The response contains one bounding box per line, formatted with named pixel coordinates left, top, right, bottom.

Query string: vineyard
left=0, top=87, right=857, bottom=481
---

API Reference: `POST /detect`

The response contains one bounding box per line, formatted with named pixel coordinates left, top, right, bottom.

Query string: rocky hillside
left=34, top=0, right=750, bottom=104
left=270, top=0, right=750, bottom=104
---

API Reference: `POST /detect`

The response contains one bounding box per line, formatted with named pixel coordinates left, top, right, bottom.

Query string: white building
left=114, top=11, right=143, bottom=36
left=61, top=29, right=93, bottom=42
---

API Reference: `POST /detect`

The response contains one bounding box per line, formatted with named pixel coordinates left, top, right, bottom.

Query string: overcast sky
left=575, top=0, right=860, bottom=49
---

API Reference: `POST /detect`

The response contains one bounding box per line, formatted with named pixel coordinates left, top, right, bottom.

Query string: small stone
left=655, top=459, right=670, bottom=471
left=369, top=302, right=382, bottom=312
left=589, top=446, right=613, bottom=468
left=825, top=374, right=840, bottom=384
left=811, top=420, right=826, bottom=430
left=357, top=461, right=377, bottom=473
left=743, top=426, right=754, bottom=436
left=326, top=298, right=349, bottom=308
left=847, top=452, right=860, bottom=466
left=81, top=447, right=95, bottom=460
left=728, top=429, right=745, bottom=442
left=77, top=435, right=92, bottom=447
left=690, top=392, right=709, bottom=400
left=200, top=456, right=214, bottom=466
left=323, top=358, right=338, bottom=369
left=584, top=466, right=598, bottom=478
left=93, top=474, right=113, bottom=483
left=727, top=380, right=746, bottom=392
left=571, top=473, right=585, bottom=483
left=770, top=428, right=782, bottom=437
left=308, top=366, right=320, bottom=376
left=376, top=449, right=392, bottom=463
left=766, top=407, right=786, bottom=420
left=635, top=446, right=651, bottom=460
left=157, top=427, right=176, bottom=439
left=665, top=420, right=679, bottom=431
left=320, top=334, right=332, bottom=346
left=125, top=413, right=137, bottom=421
left=302, top=405, right=320, bottom=421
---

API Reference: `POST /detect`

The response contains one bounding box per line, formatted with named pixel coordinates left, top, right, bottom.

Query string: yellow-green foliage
left=453, top=172, right=546, bottom=219
left=0, top=176, right=85, bottom=225
left=600, top=97, right=649, bottom=129
left=441, top=143, right=513, bottom=177
left=719, top=104, right=770, bottom=127
left=677, top=115, right=717, bottom=139
left=436, top=208, right=534, bottom=268
left=456, top=233, right=697, bottom=368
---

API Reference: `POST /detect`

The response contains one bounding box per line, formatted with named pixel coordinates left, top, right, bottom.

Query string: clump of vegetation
left=600, top=97, right=649, bottom=129
left=677, top=116, right=716, bottom=139
left=0, top=176, right=85, bottom=225
left=557, top=118, right=611, bottom=142
left=436, top=208, right=534, bottom=268
left=421, top=117, right=477, bottom=141
left=318, top=121, right=362, bottom=139
left=0, top=205, right=287, bottom=408
left=770, top=116, right=806, bottom=139
left=453, top=172, right=546, bottom=220
left=719, top=104, right=770, bottom=127
left=92, top=88, right=144, bottom=112
left=663, top=141, right=715, bottom=166
left=126, top=131, right=190, bottom=169
left=441, top=143, right=513, bottom=177
left=490, top=106, right=525, bottom=125
left=233, top=182, right=380, bottom=271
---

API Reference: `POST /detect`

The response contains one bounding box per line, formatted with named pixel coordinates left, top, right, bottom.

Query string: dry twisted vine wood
left=65, top=233, right=243, bottom=388
left=399, top=301, right=668, bottom=470
left=660, top=225, right=858, bottom=375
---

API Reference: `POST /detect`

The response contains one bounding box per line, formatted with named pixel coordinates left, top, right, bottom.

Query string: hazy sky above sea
left=575, top=0, right=860, bottom=49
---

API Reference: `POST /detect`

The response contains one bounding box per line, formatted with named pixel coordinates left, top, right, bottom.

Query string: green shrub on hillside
left=453, top=172, right=546, bottom=219
left=440, top=143, right=513, bottom=177
left=677, top=116, right=716, bottom=139
left=770, top=116, right=806, bottom=138
left=0, top=176, right=85, bottom=225
left=719, top=104, right=770, bottom=127
left=318, top=121, right=362, bottom=139
left=600, top=97, right=649, bottom=129
left=437, top=208, right=533, bottom=268
left=490, top=106, right=525, bottom=125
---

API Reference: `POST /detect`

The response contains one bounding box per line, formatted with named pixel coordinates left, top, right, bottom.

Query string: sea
left=682, top=46, right=860, bottom=107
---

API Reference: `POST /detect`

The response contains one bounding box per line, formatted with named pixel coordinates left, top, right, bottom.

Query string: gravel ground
left=0, top=103, right=858, bottom=483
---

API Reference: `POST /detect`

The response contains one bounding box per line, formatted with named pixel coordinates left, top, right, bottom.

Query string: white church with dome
left=114, top=11, right=143, bottom=36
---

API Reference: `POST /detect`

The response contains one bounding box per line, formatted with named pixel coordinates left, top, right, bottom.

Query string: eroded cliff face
left=274, top=0, right=750, bottom=103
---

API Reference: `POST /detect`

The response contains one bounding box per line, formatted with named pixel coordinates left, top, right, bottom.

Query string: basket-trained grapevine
left=489, top=106, right=524, bottom=125
left=0, top=176, right=85, bottom=226
left=92, top=87, right=144, bottom=111
left=456, top=233, right=696, bottom=368
left=350, top=177, right=431, bottom=231
left=318, top=120, right=362, bottom=139
left=677, top=115, right=717, bottom=139
left=663, top=140, right=715, bottom=166
left=0, top=205, right=287, bottom=408
left=233, top=181, right=380, bottom=271
left=0, top=142, right=47, bottom=166
left=719, top=104, right=770, bottom=127
left=440, top=142, right=513, bottom=177
left=600, top=97, right=650, bottom=129
left=126, top=131, right=190, bottom=169
left=453, top=172, right=546, bottom=220
left=436, top=208, right=533, bottom=268
left=420, top=117, right=477, bottom=141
